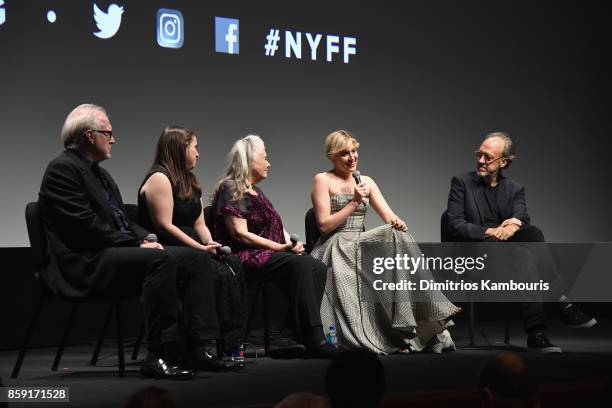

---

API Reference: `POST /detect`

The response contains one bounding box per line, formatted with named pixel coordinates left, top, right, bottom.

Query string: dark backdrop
left=1, top=1, right=611, bottom=246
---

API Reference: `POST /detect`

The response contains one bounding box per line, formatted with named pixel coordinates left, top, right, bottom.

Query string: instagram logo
left=157, top=8, right=183, bottom=49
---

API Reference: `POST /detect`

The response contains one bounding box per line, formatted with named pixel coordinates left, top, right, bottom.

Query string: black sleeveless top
left=138, top=168, right=203, bottom=245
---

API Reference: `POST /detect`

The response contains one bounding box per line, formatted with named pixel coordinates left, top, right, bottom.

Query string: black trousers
left=489, top=225, right=551, bottom=332
left=91, top=245, right=220, bottom=350
left=254, top=252, right=327, bottom=345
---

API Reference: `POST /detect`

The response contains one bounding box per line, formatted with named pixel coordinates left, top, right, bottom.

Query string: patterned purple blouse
left=213, top=181, right=285, bottom=271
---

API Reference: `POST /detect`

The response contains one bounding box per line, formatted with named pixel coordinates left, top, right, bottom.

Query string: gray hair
left=61, top=104, right=107, bottom=148
left=210, top=134, right=265, bottom=203
left=485, top=131, right=516, bottom=166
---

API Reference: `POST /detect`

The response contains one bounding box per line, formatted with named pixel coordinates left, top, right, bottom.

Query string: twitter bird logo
left=93, top=2, right=124, bottom=39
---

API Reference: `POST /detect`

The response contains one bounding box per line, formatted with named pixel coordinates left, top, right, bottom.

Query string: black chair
left=203, top=206, right=272, bottom=354
left=304, top=208, right=320, bottom=254
left=441, top=210, right=512, bottom=347
left=11, top=202, right=141, bottom=378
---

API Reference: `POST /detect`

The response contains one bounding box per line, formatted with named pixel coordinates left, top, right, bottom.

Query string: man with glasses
left=38, top=104, right=242, bottom=379
left=446, top=132, right=596, bottom=352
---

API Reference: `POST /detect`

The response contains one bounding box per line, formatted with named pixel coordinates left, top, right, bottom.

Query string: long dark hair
left=145, top=126, right=201, bottom=199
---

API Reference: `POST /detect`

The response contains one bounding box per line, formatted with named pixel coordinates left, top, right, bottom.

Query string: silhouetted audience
left=480, top=352, right=540, bottom=408
left=124, top=386, right=176, bottom=408
left=274, top=393, right=331, bottom=408
left=326, top=349, right=385, bottom=408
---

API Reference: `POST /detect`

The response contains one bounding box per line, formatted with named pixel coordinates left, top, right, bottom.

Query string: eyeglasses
left=474, top=150, right=504, bottom=164
left=89, top=129, right=114, bottom=141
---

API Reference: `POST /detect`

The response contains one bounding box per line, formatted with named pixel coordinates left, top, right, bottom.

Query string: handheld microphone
left=352, top=170, right=362, bottom=185
left=290, top=233, right=304, bottom=255
left=144, top=233, right=157, bottom=242
left=217, top=245, right=236, bottom=276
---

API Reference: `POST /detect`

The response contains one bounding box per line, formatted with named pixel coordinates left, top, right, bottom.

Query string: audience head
left=479, top=352, right=539, bottom=408
left=211, top=134, right=267, bottom=202
left=123, top=386, right=175, bottom=408
left=274, top=393, right=331, bottom=408
left=61, top=103, right=114, bottom=161
left=147, top=125, right=201, bottom=199
left=475, top=131, right=515, bottom=181
left=326, top=349, right=385, bottom=408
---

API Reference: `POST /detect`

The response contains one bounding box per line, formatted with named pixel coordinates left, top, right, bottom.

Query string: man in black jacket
left=446, top=132, right=596, bottom=352
left=38, top=104, right=240, bottom=377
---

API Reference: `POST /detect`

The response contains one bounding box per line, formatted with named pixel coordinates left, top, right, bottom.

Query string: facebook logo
left=215, top=17, right=239, bottom=54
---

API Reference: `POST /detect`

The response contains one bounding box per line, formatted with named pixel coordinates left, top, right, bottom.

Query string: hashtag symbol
left=264, top=29, right=280, bottom=56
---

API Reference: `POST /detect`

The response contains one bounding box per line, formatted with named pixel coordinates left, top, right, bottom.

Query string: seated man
left=446, top=131, right=596, bottom=352
left=38, top=104, right=241, bottom=378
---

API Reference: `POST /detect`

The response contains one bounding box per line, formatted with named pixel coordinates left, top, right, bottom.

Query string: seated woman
left=311, top=130, right=460, bottom=354
left=139, top=126, right=246, bottom=365
left=210, top=135, right=335, bottom=357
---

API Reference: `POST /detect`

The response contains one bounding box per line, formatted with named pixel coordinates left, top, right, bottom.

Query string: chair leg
left=131, top=320, right=145, bottom=361
left=262, top=284, right=270, bottom=353
left=116, top=301, right=125, bottom=377
left=51, top=303, right=78, bottom=371
left=11, top=293, right=44, bottom=378
left=90, top=302, right=114, bottom=366
left=504, top=303, right=511, bottom=344
left=243, top=283, right=263, bottom=341
left=468, top=298, right=475, bottom=347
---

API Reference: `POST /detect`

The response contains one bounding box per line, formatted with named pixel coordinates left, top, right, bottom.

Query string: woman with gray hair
left=211, top=135, right=336, bottom=357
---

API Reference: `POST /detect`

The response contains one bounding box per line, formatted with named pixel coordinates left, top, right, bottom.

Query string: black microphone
left=290, top=233, right=304, bottom=255
left=352, top=170, right=362, bottom=185
left=144, top=233, right=157, bottom=242
left=217, top=245, right=236, bottom=276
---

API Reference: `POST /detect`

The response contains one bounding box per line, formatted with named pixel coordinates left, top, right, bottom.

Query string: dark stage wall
left=1, top=1, right=611, bottom=248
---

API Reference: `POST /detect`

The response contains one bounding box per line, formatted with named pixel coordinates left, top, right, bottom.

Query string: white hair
left=210, top=134, right=265, bottom=203
left=61, top=104, right=107, bottom=148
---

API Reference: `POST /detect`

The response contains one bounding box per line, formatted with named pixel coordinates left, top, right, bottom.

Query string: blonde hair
left=210, top=134, right=265, bottom=203
left=325, top=130, right=360, bottom=159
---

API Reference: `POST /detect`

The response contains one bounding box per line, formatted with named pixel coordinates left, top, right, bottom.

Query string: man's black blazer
left=38, top=150, right=149, bottom=297
left=446, top=171, right=530, bottom=241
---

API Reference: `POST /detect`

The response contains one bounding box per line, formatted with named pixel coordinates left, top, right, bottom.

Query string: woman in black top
left=139, top=126, right=246, bottom=363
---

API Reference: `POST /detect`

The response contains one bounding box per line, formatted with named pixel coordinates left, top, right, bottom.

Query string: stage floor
left=1, top=319, right=611, bottom=407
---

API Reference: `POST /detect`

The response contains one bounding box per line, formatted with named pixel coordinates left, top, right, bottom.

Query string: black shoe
left=306, top=341, right=347, bottom=358
left=267, top=339, right=307, bottom=359
left=190, top=348, right=244, bottom=372
left=560, top=303, right=597, bottom=328
left=140, top=353, right=195, bottom=380
left=526, top=331, right=562, bottom=353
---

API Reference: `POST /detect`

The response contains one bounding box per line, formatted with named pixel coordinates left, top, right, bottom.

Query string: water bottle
left=326, top=324, right=338, bottom=347
left=227, top=343, right=245, bottom=366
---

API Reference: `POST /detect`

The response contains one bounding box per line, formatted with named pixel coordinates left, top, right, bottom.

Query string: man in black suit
left=38, top=104, right=240, bottom=377
left=446, top=132, right=596, bottom=352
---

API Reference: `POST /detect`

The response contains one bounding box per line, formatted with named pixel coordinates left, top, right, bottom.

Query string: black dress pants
left=254, top=252, right=327, bottom=344
left=502, top=225, right=549, bottom=331
left=90, top=245, right=220, bottom=350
